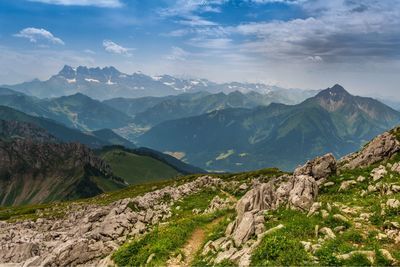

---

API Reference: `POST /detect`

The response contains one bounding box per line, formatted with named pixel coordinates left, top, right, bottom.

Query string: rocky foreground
left=1, top=128, right=400, bottom=266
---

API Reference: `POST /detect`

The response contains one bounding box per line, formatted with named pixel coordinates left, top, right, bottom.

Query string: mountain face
left=0, top=139, right=126, bottom=206
left=137, top=85, right=400, bottom=171
left=5, top=65, right=318, bottom=101
left=99, top=146, right=205, bottom=185
left=0, top=88, right=133, bottom=131
left=0, top=120, right=57, bottom=143
left=0, top=106, right=132, bottom=148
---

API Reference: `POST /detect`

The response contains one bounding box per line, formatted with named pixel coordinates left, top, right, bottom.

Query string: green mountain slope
left=0, top=106, right=132, bottom=148
left=138, top=85, right=400, bottom=171
left=100, top=148, right=181, bottom=185
left=0, top=88, right=133, bottom=131
left=99, top=146, right=206, bottom=185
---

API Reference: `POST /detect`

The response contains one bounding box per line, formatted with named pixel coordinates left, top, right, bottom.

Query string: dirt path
left=167, top=216, right=225, bottom=267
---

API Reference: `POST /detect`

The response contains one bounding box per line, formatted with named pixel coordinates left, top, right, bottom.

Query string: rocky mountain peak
left=58, top=65, right=76, bottom=79
left=316, top=84, right=351, bottom=100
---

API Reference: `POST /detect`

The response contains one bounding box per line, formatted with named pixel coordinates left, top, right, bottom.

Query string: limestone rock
left=294, top=153, right=337, bottom=181
left=370, top=166, right=387, bottom=181
left=339, top=180, right=357, bottom=191
left=232, top=212, right=255, bottom=247
left=288, top=175, right=318, bottom=211
left=386, top=199, right=400, bottom=209
left=339, top=132, right=400, bottom=169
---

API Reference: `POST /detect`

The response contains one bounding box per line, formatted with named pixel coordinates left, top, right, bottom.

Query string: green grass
left=112, top=189, right=231, bottom=267
left=100, top=149, right=180, bottom=185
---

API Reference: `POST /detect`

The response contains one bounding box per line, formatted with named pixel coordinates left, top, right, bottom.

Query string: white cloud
left=165, top=47, right=190, bottom=61
left=103, top=40, right=133, bottom=56
left=188, top=38, right=232, bottom=49
left=178, top=15, right=218, bottom=26
left=84, top=49, right=96, bottom=54
left=306, top=55, right=323, bottom=62
left=14, top=27, right=64, bottom=45
left=28, top=0, right=122, bottom=8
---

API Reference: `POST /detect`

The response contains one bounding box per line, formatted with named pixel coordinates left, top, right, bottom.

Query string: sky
left=0, top=0, right=400, bottom=99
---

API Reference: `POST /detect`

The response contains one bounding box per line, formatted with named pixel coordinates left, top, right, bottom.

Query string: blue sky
left=1, top=0, right=400, bottom=99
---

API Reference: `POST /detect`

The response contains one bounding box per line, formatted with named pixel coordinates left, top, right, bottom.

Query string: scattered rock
left=319, top=227, right=336, bottom=239
left=371, top=166, right=387, bottom=181
left=323, top=181, right=335, bottom=187
left=386, top=199, right=400, bottom=209
left=307, top=202, right=321, bottom=217
left=336, top=250, right=375, bottom=263
left=333, top=214, right=349, bottom=223
left=338, top=180, right=357, bottom=191
left=356, top=176, right=366, bottom=182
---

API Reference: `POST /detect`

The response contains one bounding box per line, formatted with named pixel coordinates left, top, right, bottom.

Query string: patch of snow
left=85, top=78, right=100, bottom=83
left=163, top=82, right=175, bottom=86
left=106, top=79, right=116, bottom=85
left=152, top=75, right=162, bottom=81
left=66, top=78, right=76, bottom=84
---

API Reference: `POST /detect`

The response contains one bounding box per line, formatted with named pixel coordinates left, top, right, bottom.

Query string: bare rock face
left=294, top=153, right=337, bottom=182
left=339, top=132, right=400, bottom=169
left=287, top=175, right=318, bottom=211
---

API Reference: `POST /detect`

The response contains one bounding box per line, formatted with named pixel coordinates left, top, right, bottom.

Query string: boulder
left=339, top=180, right=357, bottom=191
left=232, top=212, right=255, bottom=247
left=288, top=175, right=318, bottom=211
left=294, top=153, right=337, bottom=181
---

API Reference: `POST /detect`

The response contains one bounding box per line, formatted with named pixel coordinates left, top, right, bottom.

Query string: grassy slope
left=248, top=154, right=400, bottom=266
left=112, top=189, right=232, bottom=266
left=100, top=149, right=180, bottom=185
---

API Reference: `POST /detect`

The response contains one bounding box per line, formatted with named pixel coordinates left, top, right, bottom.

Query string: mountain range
left=137, top=84, right=400, bottom=171
left=0, top=88, right=133, bottom=131
left=4, top=65, right=318, bottom=101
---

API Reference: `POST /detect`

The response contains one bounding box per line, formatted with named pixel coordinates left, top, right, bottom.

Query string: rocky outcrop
left=205, top=154, right=336, bottom=266
left=0, top=176, right=222, bottom=266
left=339, top=132, right=400, bottom=169
left=294, top=153, right=336, bottom=183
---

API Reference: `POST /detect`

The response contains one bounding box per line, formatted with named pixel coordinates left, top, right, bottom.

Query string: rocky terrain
left=1, top=127, right=400, bottom=266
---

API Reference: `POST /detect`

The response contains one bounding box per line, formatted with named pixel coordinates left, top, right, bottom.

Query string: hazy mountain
left=137, top=85, right=400, bottom=171
left=0, top=106, right=130, bottom=148
left=91, top=129, right=135, bottom=149
left=103, top=92, right=210, bottom=117
left=0, top=88, right=133, bottom=131
left=5, top=65, right=318, bottom=101
left=105, top=90, right=319, bottom=128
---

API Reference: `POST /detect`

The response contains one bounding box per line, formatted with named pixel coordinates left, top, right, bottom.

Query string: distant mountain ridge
left=0, top=88, right=133, bottom=131
left=137, top=85, right=400, bottom=172
left=4, top=65, right=318, bottom=100
left=0, top=105, right=133, bottom=148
